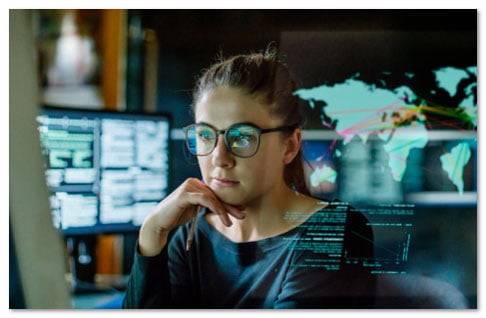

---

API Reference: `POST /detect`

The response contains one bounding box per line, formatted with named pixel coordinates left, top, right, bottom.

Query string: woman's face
left=194, top=86, right=292, bottom=207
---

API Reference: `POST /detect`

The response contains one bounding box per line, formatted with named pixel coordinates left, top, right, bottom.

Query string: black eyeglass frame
left=183, top=122, right=299, bottom=158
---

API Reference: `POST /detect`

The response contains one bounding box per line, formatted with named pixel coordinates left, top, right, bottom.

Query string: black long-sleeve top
left=123, top=200, right=376, bottom=309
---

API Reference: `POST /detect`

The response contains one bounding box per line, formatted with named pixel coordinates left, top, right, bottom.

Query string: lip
left=212, top=177, right=240, bottom=187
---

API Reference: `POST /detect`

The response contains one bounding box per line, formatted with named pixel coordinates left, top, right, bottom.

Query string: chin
left=212, top=189, right=245, bottom=206
left=217, top=194, right=244, bottom=206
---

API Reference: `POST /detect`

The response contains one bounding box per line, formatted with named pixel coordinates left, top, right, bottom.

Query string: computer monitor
left=36, top=106, right=170, bottom=292
left=37, top=106, right=170, bottom=236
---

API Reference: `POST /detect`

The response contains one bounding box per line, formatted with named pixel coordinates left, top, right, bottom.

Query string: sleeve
left=274, top=208, right=376, bottom=309
left=122, top=226, right=198, bottom=309
left=167, top=226, right=201, bottom=308
left=122, top=245, right=172, bottom=308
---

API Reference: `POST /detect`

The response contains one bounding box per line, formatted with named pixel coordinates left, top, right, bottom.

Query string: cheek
left=249, top=145, right=285, bottom=177
left=197, top=157, right=212, bottom=180
left=259, top=138, right=286, bottom=164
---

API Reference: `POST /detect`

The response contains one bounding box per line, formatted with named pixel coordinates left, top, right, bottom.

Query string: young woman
left=123, top=49, right=376, bottom=309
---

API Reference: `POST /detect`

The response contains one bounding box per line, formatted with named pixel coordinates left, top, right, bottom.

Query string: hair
left=192, top=47, right=310, bottom=195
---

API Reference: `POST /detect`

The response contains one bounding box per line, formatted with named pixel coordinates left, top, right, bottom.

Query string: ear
left=282, top=128, right=302, bottom=165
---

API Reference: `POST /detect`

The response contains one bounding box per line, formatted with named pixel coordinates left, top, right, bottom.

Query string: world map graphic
left=294, top=66, right=477, bottom=195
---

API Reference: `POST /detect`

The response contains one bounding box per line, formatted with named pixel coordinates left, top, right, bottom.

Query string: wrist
left=138, top=224, right=170, bottom=257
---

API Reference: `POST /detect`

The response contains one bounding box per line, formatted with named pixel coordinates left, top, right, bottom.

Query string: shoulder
left=303, top=199, right=374, bottom=250
left=310, top=199, right=371, bottom=228
left=327, top=200, right=374, bottom=258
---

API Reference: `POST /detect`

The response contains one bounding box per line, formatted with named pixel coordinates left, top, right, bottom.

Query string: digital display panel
left=37, top=107, right=170, bottom=235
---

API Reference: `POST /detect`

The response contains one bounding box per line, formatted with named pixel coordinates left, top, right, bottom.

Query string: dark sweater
left=123, top=201, right=376, bottom=309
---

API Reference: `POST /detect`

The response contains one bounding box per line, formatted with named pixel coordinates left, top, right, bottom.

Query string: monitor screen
left=37, top=106, right=170, bottom=236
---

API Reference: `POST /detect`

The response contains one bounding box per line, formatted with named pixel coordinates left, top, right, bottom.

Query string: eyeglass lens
left=185, top=124, right=260, bottom=158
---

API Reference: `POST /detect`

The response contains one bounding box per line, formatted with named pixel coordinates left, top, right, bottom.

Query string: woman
left=123, top=49, right=376, bottom=309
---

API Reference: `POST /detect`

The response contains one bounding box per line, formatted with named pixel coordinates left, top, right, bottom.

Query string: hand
left=138, top=178, right=245, bottom=256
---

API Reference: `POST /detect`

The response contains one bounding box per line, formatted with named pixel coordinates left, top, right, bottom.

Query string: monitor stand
left=66, top=236, right=112, bottom=295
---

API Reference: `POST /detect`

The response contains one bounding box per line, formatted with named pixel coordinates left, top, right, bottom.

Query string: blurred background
left=9, top=9, right=477, bottom=309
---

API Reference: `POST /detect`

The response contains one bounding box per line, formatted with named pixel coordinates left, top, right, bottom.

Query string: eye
left=231, top=135, right=252, bottom=148
left=197, top=129, right=215, bottom=142
left=229, top=128, right=256, bottom=149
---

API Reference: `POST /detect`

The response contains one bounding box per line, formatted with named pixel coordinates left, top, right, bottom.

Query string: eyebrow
left=195, top=121, right=260, bottom=131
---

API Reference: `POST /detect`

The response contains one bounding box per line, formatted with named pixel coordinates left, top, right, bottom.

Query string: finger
left=184, top=179, right=240, bottom=226
left=185, top=191, right=233, bottom=226
left=223, top=203, right=246, bottom=220
left=215, top=209, right=233, bottom=227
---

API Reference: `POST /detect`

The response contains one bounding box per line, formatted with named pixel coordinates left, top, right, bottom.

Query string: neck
left=212, top=185, right=320, bottom=242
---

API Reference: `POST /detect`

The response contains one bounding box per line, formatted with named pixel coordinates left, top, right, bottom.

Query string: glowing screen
left=37, top=107, right=170, bottom=235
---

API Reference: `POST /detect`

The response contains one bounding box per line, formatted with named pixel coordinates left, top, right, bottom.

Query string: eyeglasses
left=184, top=122, right=298, bottom=158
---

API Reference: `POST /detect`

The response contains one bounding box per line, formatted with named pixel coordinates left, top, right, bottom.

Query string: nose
left=211, top=135, right=235, bottom=168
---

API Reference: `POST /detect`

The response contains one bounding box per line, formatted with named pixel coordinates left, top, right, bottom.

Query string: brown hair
left=192, top=48, right=310, bottom=195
